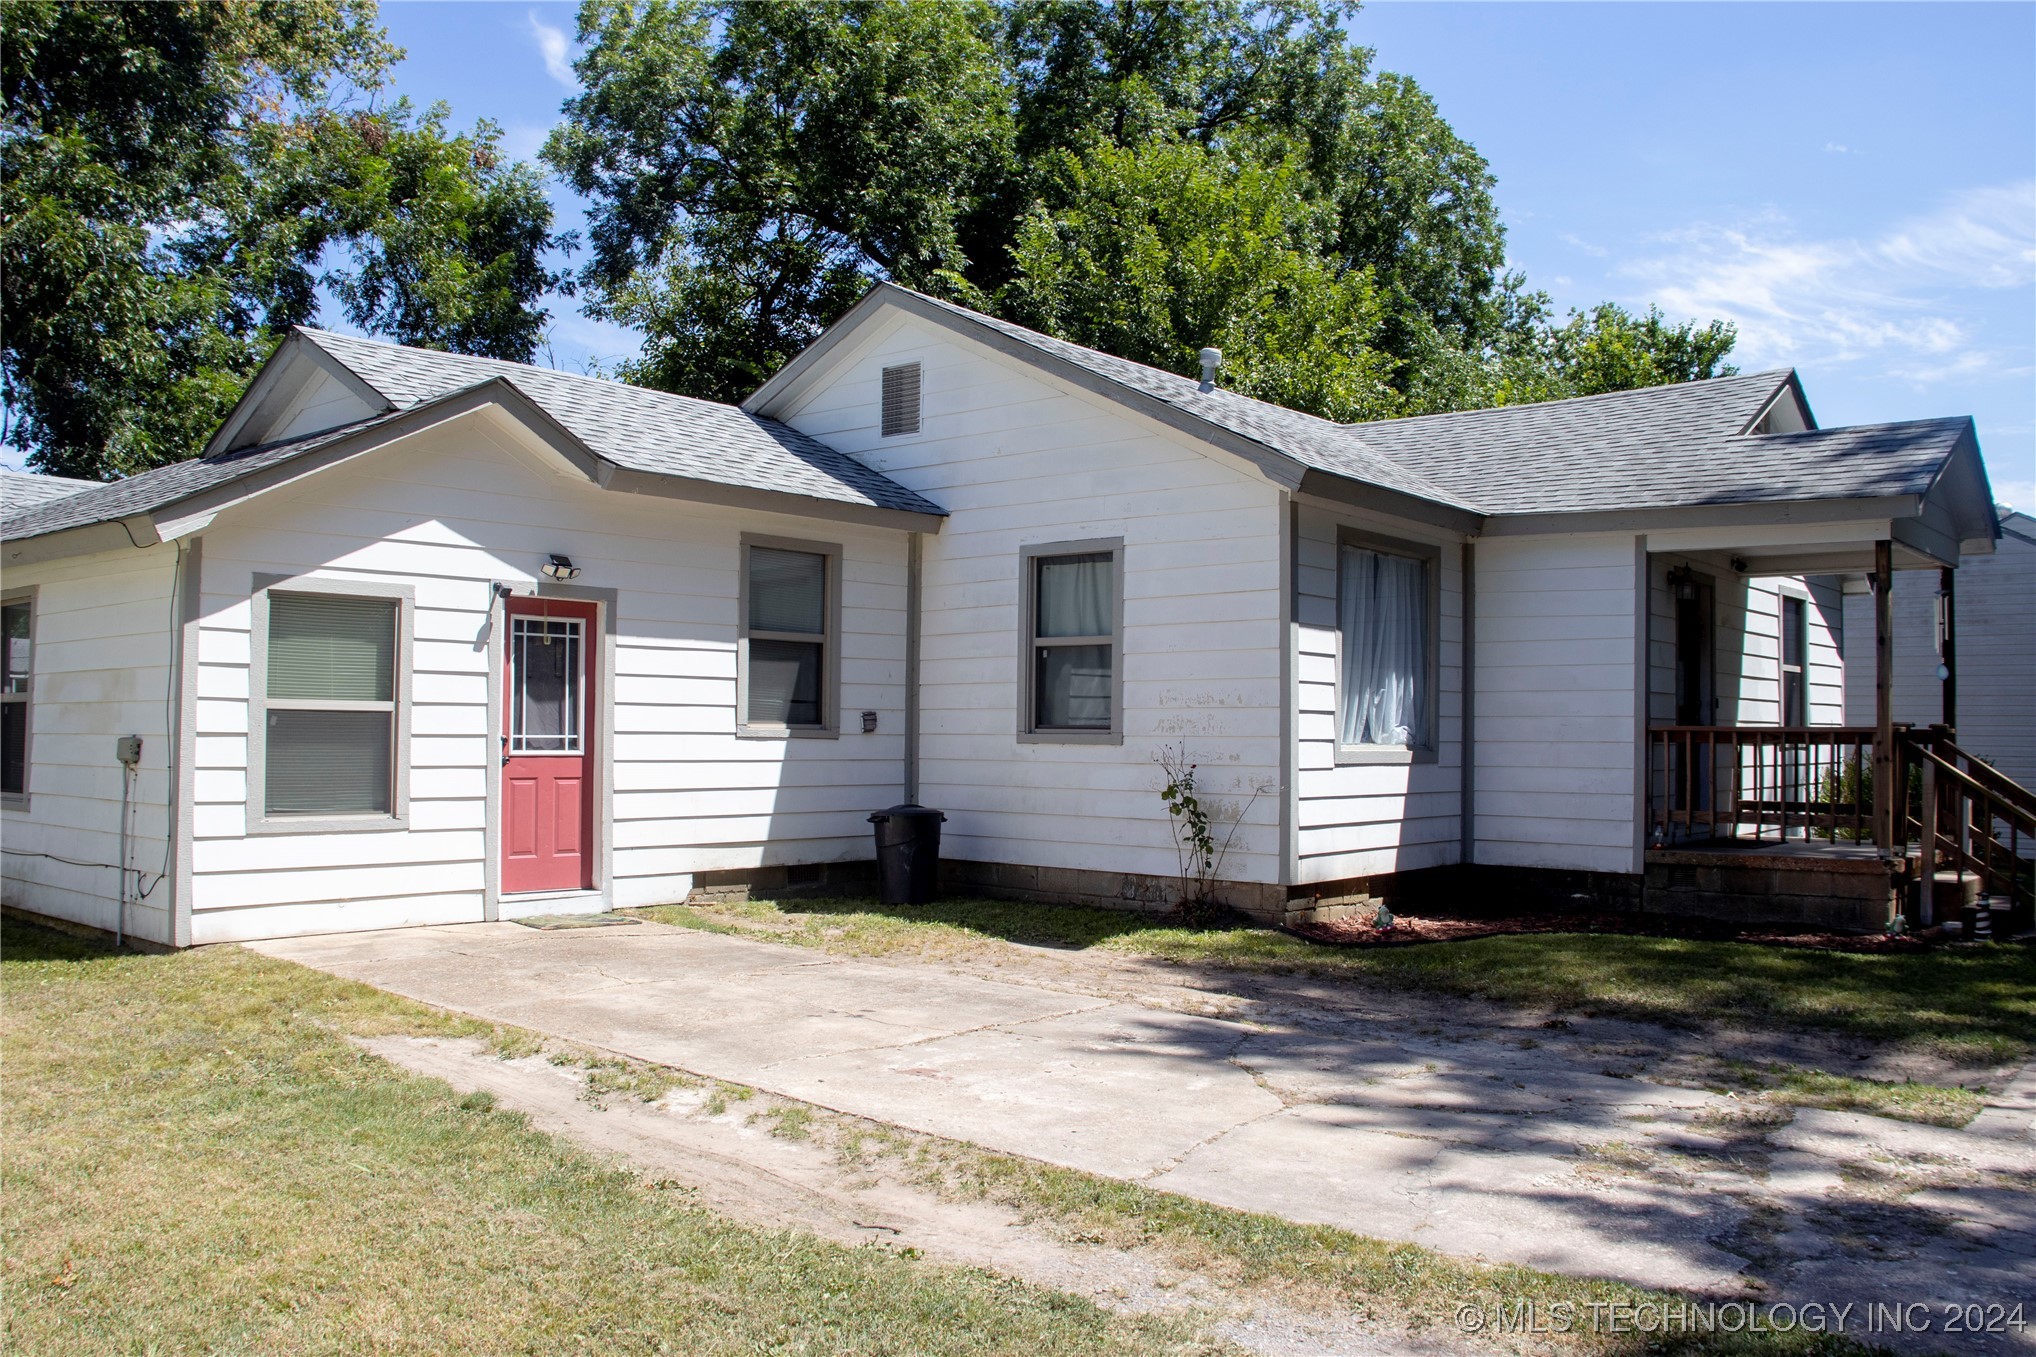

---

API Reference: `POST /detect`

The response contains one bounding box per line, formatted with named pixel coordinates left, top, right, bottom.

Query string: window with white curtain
left=1338, top=538, right=1433, bottom=752
left=742, top=538, right=838, bottom=733
left=263, top=593, right=400, bottom=815
left=1022, top=542, right=1121, bottom=739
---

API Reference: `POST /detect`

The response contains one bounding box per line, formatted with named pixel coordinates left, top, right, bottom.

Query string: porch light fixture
left=1667, top=565, right=1700, bottom=603
left=539, top=554, right=581, bottom=582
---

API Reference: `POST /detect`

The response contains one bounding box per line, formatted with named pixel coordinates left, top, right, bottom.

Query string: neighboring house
left=0, top=285, right=2004, bottom=946
left=1842, top=509, right=2035, bottom=790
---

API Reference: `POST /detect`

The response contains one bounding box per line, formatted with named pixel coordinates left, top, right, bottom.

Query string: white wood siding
left=1843, top=521, right=2035, bottom=788
left=1471, top=534, right=1643, bottom=874
left=1646, top=557, right=1844, bottom=727
left=0, top=543, right=182, bottom=943
left=781, top=314, right=1286, bottom=889
left=1293, top=502, right=1463, bottom=883
left=185, top=415, right=909, bottom=943
left=271, top=366, right=379, bottom=442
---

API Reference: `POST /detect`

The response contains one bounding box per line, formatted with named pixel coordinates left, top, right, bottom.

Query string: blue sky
left=16, top=2, right=2034, bottom=510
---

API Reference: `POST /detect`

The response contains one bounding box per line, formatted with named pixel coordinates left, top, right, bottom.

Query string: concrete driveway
left=252, top=919, right=2036, bottom=1319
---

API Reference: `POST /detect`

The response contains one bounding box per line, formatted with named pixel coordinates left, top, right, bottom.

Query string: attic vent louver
left=881, top=362, right=922, bottom=437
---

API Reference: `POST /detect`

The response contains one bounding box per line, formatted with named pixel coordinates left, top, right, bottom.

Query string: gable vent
left=881, top=362, right=922, bottom=437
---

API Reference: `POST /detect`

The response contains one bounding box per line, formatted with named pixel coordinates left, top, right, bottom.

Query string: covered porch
left=1634, top=492, right=2032, bottom=935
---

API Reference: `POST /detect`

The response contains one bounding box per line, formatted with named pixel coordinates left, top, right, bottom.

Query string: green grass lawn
left=0, top=919, right=1203, bottom=1357
left=635, top=896, right=2036, bottom=1066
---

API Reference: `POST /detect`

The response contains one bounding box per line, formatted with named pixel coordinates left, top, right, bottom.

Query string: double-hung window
left=1337, top=533, right=1436, bottom=758
left=741, top=538, right=838, bottom=734
left=2, top=595, right=32, bottom=801
left=252, top=579, right=411, bottom=828
left=1021, top=540, right=1122, bottom=741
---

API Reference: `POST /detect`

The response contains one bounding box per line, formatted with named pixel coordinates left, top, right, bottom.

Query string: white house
left=0, top=285, right=2007, bottom=946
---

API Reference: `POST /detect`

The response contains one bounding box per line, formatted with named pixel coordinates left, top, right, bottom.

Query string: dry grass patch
left=0, top=919, right=1214, bottom=1357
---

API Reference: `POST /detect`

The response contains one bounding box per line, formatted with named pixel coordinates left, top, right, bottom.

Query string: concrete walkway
left=253, top=920, right=2035, bottom=1331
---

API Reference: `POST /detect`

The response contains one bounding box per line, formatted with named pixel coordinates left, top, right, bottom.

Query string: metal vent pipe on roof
left=1198, top=347, right=1222, bottom=391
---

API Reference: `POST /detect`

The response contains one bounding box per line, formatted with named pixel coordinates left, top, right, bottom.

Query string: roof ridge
left=878, top=285, right=1477, bottom=511
left=1745, top=414, right=1973, bottom=441
left=296, top=328, right=777, bottom=423
left=1343, top=368, right=1795, bottom=431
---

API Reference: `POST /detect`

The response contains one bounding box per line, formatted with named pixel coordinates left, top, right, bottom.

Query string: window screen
left=510, top=616, right=583, bottom=753
left=745, top=545, right=829, bottom=727
left=1030, top=551, right=1115, bottom=731
left=264, top=593, right=398, bottom=815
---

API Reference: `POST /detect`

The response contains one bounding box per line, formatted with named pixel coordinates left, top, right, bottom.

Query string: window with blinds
left=744, top=543, right=832, bottom=729
left=881, top=362, right=921, bottom=437
left=264, top=593, right=398, bottom=815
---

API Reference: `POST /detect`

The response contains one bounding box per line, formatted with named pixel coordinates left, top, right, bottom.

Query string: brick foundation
left=1642, top=850, right=1896, bottom=932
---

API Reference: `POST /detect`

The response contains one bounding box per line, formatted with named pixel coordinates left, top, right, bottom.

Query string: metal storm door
left=502, top=597, right=597, bottom=892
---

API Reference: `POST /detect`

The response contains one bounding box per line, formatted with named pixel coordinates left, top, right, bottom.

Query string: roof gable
left=5, top=333, right=944, bottom=551
left=297, top=329, right=939, bottom=519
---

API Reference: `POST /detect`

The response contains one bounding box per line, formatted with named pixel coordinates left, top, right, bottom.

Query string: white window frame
left=1017, top=537, right=1124, bottom=746
left=247, top=574, right=414, bottom=834
left=507, top=613, right=588, bottom=755
left=1333, top=526, right=1441, bottom=766
left=1, top=587, right=35, bottom=809
left=737, top=534, right=841, bottom=739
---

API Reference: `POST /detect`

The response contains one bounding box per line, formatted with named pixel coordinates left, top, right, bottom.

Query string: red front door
left=502, top=597, right=597, bottom=893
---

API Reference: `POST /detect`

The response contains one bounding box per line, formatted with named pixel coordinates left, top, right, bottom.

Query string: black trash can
left=868, top=803, right=946, bottom=905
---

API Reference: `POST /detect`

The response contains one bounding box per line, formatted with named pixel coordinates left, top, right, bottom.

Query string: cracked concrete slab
left=251, top=920, right=2036, bottom=1336
left=1151, top=1100, right=1752, bottom=1294
left=755, top=1006, right=1286, bottom=1179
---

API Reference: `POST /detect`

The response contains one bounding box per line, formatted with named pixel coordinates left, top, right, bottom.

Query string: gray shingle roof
left=874, top=286, right=1981, bottom=519
left=1345, top=371, right=1797, bottom=514
left=1352, top=388, right=1974, bottom=515
left=896, top=291, right=1473, bottom=509
left=2, top=332, right=943, bottom=544
left=0, top=468, right=102, bottom=511
left=299, top=330, right=941, bottom=517
left=2, top=410, right=411, bottom=542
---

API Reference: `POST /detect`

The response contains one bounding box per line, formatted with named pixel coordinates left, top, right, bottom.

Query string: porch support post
left=1938, top=566, right=1957, bottom=733
left=1919, top=755, right=1937, bottom=928
left=1873, top=540, right=1895, bottom=854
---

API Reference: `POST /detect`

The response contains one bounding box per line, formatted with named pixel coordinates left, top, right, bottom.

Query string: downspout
left=905, top=532, right=923, bottom=803
left=1281, top=493, right=1298, bottom=896
left=1459, top=539, right=1476, bottom=868
left=117, top=758, right=132, bottom=947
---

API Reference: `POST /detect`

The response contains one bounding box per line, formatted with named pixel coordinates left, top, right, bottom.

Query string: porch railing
left=1898, top=727, right=2036, bottom=926
left=1648, top=725, right=1887, bottom=846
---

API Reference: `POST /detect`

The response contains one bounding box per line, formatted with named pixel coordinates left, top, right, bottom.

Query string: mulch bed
left=1284, top=907, right=1943, bottom=955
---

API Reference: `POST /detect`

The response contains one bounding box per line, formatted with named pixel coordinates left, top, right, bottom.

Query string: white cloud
left=1559, top=231, right=1607, bottom=258
left=1617, top=182, right=2036, bottom=374
left=528, top=11, right=576, bottom=89
left=1824, top=142, right=1851, bottom=154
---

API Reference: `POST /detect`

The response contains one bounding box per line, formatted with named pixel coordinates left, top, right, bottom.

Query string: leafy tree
left=551, top=0, right=1732, bottom=418
left=1008, top=138, right=1392, bottom=421
left=2, top=0, right=568, bottom=480
left=547, top=0, right=1009, bottom=402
